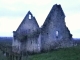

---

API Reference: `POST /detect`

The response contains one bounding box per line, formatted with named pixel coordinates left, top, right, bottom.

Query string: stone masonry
left=12, top=4, right=73, bottom=53
left=41, top=4, right=73, bottom=51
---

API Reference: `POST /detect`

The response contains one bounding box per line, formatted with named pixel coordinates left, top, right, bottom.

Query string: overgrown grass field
left=29, top=46, right=80, bottom=60
left=0, top=46, right=80, bottom=60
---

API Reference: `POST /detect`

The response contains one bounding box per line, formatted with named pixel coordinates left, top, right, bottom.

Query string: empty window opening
left=29, top=14, right=31, bottom=19
left=56, top=31, right=59, bottom=38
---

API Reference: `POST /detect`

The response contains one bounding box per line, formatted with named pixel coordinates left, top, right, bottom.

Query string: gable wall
left=12, top=4, right=73, bottom=53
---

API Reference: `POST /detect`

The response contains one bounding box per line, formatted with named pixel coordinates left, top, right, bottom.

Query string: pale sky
left=0, top=0, right=80, bottom=38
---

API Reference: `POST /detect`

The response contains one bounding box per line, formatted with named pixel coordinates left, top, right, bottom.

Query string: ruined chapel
left=12, top=4, right=73, bottom=54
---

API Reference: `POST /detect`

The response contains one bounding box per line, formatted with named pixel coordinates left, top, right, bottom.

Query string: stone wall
left=12, top=11, right=41, bottom=53
left=41, top=4, right=73, bottom=51
left=12, top=4, right=73, bottom=53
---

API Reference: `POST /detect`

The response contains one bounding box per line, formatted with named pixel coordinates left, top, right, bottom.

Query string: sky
left=0, top=0, right=80, bottom=38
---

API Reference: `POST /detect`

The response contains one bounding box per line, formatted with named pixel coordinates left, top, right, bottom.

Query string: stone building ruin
left=12, top=11, right=41, bottom=53
left=41, top=4, right=73, bottom=51
left=12, top=4, right=73, bottom=54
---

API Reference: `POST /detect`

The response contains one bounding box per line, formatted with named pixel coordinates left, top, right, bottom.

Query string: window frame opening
left=56, top=31, right=59, bottom=38
left=29, top=14, right=31, bottom=19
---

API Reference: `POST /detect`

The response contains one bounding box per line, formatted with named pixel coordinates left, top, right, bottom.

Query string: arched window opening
left=56, top=31, right=59, bottom=38
left=29, top=14, right=31, bottom=19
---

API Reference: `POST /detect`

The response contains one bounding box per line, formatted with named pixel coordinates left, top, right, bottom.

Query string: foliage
left=0, top=39, right=80, bottom=60
left=0, top=51, right=7, bottom=60
left=0, top=37, right=12, bottom=45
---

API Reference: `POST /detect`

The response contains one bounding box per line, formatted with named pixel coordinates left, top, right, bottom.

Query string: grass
left=29, top=46, right=80, bottom=60
left=0, top=50, right=7, bottom=60
left=0, top=46, right=80, bottom=60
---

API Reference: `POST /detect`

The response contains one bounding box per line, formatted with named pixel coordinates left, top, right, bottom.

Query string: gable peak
left=24, top=11, right=33, bottom=19
left=27, top=11, right=32, bottom=15
left=48, top=4, right=65, bottom=18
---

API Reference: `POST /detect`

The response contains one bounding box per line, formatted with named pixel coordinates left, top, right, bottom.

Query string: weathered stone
left=12, top=11, right=41, bottom=53
left=41, top=4, right=73, bottom=51
left=12, top=4, right=73, bottom=53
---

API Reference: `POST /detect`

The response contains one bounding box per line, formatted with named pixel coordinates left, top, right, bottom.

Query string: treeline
left=0, top=37, right=12, bottom=45
left=72, top=38, right=80, bottom=45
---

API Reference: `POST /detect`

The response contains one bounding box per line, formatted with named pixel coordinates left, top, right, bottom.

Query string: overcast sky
left=0, top=0, right=80, bottom=38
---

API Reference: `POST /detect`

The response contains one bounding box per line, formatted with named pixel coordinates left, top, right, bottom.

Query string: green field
left=0, top=50, right=7, bottom=60
left=0, top=46, right=80, bottom=60
left=29, top=46, right=80, bottom=60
